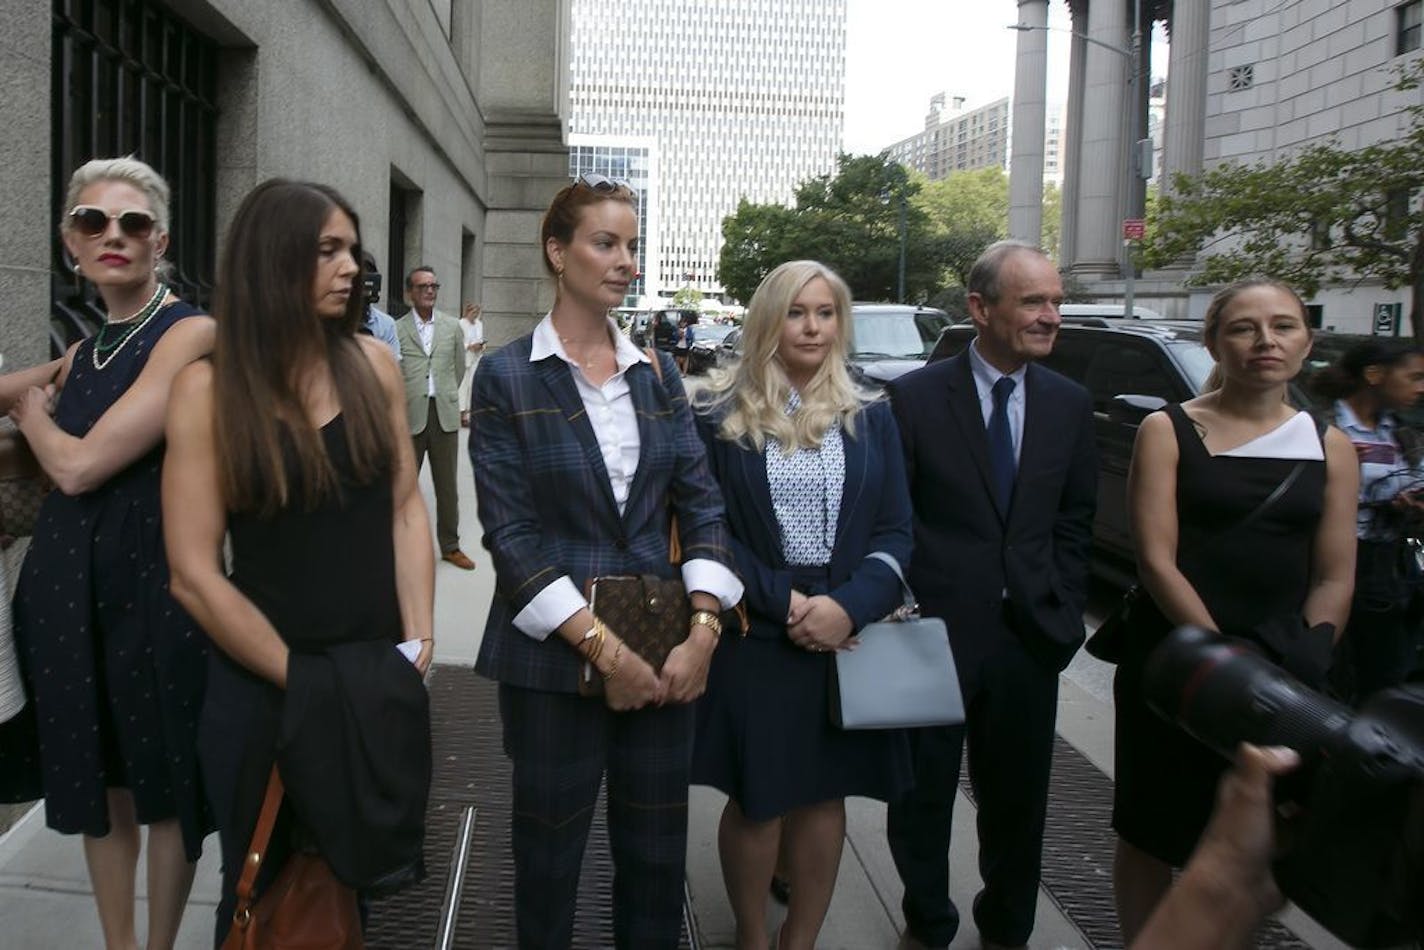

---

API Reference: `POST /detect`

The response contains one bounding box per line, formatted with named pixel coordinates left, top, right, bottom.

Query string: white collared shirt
left=511, top=314, right=744, bottom=640
left=968, top=339, right=1028, bottom=463
left=415, top=311, right=437, bottom=397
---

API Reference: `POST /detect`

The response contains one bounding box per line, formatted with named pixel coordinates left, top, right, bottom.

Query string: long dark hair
left=1311, top=338, right=1424, bottom=401
left=212, top=179, right=394, bottom=515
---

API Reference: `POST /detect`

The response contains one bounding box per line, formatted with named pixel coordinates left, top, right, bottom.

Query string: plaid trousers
left=499, top=684, right=694, bottom=949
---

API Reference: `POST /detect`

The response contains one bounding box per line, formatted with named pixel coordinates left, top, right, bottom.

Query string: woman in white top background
left=457, top=302, right=483, bottom=427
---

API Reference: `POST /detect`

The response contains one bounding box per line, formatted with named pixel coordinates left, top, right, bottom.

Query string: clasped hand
left=9, top=384, right=56, bottom=428
left=602, top=631, right=715, bottom=711
left=787, top=590, right=855, bottom=652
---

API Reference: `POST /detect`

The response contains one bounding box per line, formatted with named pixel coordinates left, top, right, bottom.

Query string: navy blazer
left=694, top=400, right=913, bottom=639
left=887, top=351, right=1097, bottom=674
left=469, top=337, right=737, bottom=693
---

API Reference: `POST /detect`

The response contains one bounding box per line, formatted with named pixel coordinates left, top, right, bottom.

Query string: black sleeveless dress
left=0, top=302, right=211, bottom=860
left=1112, top=403, right=1325, bottom=866
left=200, top=414, right=404, bottom=942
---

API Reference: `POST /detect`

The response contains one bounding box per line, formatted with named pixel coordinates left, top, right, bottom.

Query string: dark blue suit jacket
left=469, top=337, right=737, bottom=693
left=695, top=400, right=913, bottom=639
left=887, top=352, right=1097, bottom=675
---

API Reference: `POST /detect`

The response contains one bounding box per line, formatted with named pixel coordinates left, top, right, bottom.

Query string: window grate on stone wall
left=1227, top=63, right=1255, bottom=91
left=51, top=0, right=219, bottom=355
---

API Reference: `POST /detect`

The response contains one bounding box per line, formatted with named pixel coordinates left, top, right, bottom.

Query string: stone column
left=0, top=0, right=53, bottom=368
left=1161, top=0, right=1210, bottom=269
left=1070, top=0, right=1131, bottom=279
left=1059, top=0, right=1088, bottom=268
left=1008, top=0, right=1049, bottom=245
left=478, top=0, right=571, bottom=343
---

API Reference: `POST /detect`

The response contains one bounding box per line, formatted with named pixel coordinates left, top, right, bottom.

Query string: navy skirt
left=691, top=566, right=912, bottom=821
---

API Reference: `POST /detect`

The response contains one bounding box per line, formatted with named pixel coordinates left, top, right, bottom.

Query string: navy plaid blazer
left=468, top=335, right=737, bottom=693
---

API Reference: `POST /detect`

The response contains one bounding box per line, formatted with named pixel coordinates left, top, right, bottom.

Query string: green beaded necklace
left=92, top=283, right=168, bottom=371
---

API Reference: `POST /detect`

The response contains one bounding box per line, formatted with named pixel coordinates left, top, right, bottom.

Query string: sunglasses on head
left=575, top=173, right=633, bottom=194
left=68, top=206, right=157, bottom=239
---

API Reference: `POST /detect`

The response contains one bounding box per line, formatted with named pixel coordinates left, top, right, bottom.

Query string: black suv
left=850, top=303, right=953, bottom=386
left=931, top=320, right=1386, bottom=583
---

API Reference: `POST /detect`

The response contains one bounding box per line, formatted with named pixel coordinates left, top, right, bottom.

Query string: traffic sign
left=1122, top=219, right=1146, bottom=240
left=1374, top=302, right=1402, bottom=337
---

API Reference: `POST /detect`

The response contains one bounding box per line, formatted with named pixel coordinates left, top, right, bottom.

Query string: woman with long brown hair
left=0, top=156, right=213, bottom=950
left=163, top=179, right=434, bottom=946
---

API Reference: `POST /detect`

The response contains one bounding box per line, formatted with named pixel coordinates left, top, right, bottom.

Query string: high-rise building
left=568, top=135, right=662, bottom=301
left=885, top=95, right=1012, bottom=181
left=568, top=0, right=845, bottom=297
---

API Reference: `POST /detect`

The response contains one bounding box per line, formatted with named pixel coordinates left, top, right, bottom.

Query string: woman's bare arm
left=1129, top=411, right=1219, bottom=630
left=362, top=335, right=436, bottom=673
left=1302, top=427, right=1359, bottom=640
left=162, top=360, right=291, bottom=687
left=14, top=318, right=214, bottom=494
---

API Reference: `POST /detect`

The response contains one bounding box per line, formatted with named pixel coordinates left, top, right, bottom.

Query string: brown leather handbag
left=222, top=768, right=364, bottom=950
left=576, top=349, right=692, bottom=697
left=0, top=422, right=50, bottom=540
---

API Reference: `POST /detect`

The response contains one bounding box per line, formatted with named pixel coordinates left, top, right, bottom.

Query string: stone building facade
left=1010, top=0, right=1423, bottom=329
left=0, top=0, right=570, bottom=370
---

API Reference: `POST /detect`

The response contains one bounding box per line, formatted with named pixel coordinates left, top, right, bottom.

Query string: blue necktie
left=988, top=376, right=1016, bottom=512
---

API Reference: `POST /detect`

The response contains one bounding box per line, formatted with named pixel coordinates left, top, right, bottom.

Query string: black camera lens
left=1142, top=625, right=1354, bottom=764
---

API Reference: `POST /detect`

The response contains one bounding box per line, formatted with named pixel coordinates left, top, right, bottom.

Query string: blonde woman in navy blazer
left=469, top=175, right=743, bottom=948
left=689, top=261, right=913, bottom=950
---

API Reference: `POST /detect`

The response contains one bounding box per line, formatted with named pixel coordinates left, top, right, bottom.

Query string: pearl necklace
left=92, top=283, right=169, bottom=371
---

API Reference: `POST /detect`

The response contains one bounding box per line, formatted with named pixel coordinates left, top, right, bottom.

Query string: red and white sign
left=1122, top=218, right=1146, bottom=240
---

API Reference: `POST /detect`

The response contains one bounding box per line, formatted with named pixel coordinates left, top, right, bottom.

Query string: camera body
left=1143, top=626, right=1424, bottom=947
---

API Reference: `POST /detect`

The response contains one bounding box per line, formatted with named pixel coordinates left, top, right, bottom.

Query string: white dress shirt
left=511, top=315, right=744, bottom=640
left=415, top=311, right=436, bottom=397
left=968, top=339, right=1027, bottom=463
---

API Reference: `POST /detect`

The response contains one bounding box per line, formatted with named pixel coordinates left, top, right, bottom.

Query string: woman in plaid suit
left=469, top=175, right=743, bottom=948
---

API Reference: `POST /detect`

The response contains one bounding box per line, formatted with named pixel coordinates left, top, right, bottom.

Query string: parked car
left=702, top=304, right=951, bottom=385
left=630, top=308, right=696, bottom=351
left=849, top=303, right=952, bottom=386
left=685, top=322, right=738, bottom=375
left=928, top=320, right=1381, bottom=583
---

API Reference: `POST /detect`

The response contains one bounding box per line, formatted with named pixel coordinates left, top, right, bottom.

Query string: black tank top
left=228, top=415, right=400, bottom=652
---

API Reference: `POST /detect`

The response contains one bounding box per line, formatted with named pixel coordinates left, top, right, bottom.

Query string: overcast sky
left=843, top=0, right=1171, bottom=155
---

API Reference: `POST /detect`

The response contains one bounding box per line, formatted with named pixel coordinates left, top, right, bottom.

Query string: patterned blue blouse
left=765, top=391, right=845, bottom=566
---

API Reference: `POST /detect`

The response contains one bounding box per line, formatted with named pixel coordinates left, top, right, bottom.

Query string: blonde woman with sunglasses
left=0, top=156, right=214, bottom=950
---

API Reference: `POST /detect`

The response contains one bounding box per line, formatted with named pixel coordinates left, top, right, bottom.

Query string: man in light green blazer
left=396, top=266, right=475, bottom=569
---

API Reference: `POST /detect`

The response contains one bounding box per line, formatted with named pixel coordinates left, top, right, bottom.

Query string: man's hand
left=788, top=594, right=854, bottom=652
left=1130, top=743, right=1300, bottom=949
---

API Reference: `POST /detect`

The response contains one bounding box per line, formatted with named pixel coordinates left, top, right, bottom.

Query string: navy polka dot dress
left=9, top=302, right=211, bottom=860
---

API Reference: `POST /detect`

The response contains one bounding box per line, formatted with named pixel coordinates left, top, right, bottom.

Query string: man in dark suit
left=885, top=241, right=1097, bottom=950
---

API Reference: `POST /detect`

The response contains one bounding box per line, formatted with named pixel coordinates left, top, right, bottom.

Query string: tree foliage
left=913, top=166, right=1007, bottom=289
left=671, top=285, right=702, bottom=308
left=1141, top=59, right=1424, bottom=336
left=717, top=154, right=941, bottom=303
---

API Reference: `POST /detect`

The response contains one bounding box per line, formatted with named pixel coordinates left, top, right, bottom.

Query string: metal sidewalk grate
left=364, top=665, right=692, bottom=948
left=961, top=737, right=1309, bottom=949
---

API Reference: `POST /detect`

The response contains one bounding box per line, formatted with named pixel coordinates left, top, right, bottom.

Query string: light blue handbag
left=829, top=552, right=964, bottom=730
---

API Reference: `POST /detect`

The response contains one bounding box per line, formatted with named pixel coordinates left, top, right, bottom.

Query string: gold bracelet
left=578, top=624, right=605, bottom=665
left=689, top=609, right=722, bottom=639
left=603, top=640, right=624, bottom=681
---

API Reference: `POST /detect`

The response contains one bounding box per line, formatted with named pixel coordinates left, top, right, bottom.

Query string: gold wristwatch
left=689, top=609, right=723, bottom=639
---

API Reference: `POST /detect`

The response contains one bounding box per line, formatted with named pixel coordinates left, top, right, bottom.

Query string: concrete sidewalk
left=0, top=431, right=1347, bottom=948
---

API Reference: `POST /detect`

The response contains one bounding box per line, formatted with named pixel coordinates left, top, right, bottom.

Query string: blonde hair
left=62, top=156, right=171, bottom=233
left=1200, top=276, right=1309, bottom=392
left=691, top=260, right=871, bottom=452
